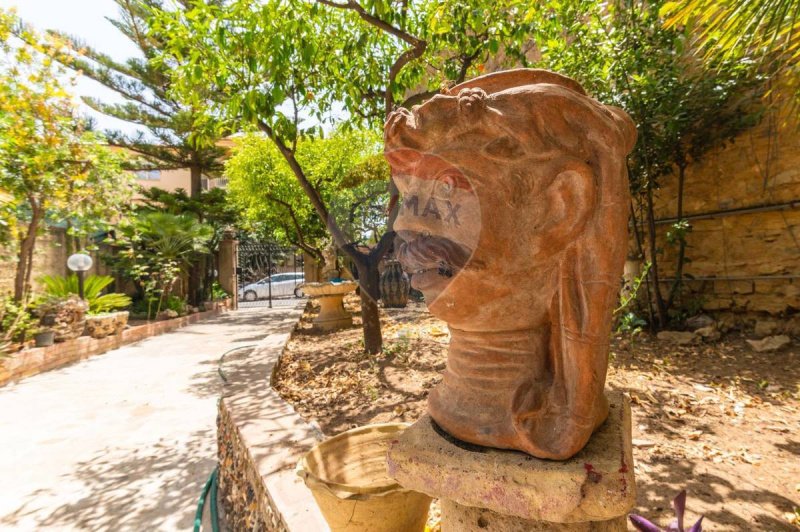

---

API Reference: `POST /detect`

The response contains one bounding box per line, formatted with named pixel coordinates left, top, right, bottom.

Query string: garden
left=0, top=0, right=799, bottom=530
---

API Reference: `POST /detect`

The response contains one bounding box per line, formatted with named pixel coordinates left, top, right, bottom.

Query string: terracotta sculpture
left=384, top=69, right=636, bottom=460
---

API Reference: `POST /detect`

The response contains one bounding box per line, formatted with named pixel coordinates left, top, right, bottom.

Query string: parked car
left=239, top=272, right=305, bottom=301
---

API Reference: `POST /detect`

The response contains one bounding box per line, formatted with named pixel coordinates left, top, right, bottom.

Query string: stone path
left=0, top=305, right=303, bottom=531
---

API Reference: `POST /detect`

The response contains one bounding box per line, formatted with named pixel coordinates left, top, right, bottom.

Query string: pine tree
left=50, top=0, right=225, bottom=198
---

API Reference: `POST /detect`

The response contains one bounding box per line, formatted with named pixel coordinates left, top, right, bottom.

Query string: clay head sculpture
left=384, top=69, right=636, bottom=460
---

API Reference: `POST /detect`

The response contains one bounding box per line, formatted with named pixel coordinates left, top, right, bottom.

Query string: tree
left=526, top=0, right=764, bottom=328
left=137, top=186, right=241, bottom=298
left=225, top=129, right=390, bottom=271
left=37, top=0, right=226, bottom=198
left=153, top=0, right=537, bottom=353
left=25, top=0, right=233, bottom=305
left=107, top=211, right=213, bottom=318
left=663, top=0, right=800, bottom=81
left=0, top=11, right=135, bottom=302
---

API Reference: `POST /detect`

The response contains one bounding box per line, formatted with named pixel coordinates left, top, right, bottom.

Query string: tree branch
left=257, top=119, right=363, bottom=263
left=315, top=0, right=422, bottom=47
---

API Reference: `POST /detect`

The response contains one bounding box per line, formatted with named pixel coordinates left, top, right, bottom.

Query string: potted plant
left=39, top=274, right=131, bottom=339
left=33, top=326, right=55, bottom=347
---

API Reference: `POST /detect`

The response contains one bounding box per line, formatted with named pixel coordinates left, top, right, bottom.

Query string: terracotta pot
left=380, top=260, right=410, bottom=308
left=297, top=423, right=431, bottom=532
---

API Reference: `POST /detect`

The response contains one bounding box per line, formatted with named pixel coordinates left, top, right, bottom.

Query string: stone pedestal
left=386, top=392, right=635, bottom=531
left=314, top=294, right=353, bottom=331
left=302, top=281, right=358, bottom=332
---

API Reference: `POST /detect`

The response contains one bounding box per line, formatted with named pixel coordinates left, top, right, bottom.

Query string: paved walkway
left=0, top=305, right=303, bottom=531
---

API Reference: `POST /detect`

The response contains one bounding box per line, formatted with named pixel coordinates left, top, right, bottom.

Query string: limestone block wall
left=646, top=113, right=800, bottom=316
left=0, top=227, right=115, bottom=297
left=0, top=227, right=68, bottom=296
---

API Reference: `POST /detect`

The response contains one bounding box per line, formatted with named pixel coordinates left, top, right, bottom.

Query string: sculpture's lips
left=396, top=230, right=472, bottom=290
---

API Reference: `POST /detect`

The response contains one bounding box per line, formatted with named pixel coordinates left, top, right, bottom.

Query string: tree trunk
left=187, top=163, right=204, bottom=305
left=14, top=206, right=43, bottom=302
left=629, top=199, right=655, bottom=331
left=356, top=259, right=383, bottom=354
left=645, top=181, right=667, bottom=329
left=190, top=163, right=202, bottom=199
left=667, top=164, right=688, bottom=311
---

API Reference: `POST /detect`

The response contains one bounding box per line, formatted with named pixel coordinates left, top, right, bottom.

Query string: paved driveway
left=0, top=306, right=302, bottom=531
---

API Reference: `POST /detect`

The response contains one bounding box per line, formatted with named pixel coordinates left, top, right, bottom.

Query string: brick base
left=1, top=307, right=228, bottom=387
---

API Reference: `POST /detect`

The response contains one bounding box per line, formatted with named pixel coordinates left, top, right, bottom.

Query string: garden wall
left=0, top=303, right=230, bottom=387
left=647, top=111, right=800, bottom=318
left=0, top=226, right=115, bottom=296
left=0, top=227, right=68, bottom=295
left=216, top=306, right=328, bottom=532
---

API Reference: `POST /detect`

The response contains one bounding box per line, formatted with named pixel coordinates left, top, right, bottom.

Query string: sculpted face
left=384, top=69, right=637, bottom=460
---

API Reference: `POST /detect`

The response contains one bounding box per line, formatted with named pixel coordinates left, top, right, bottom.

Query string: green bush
left=0, top=295, right=35, bottom=349
left=210, top=281, right=229, bottom=301
left=38, top=274, right=131, bottom=314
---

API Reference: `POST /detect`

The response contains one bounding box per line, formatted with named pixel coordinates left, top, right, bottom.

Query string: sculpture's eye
left=434, top=173, right=457, bottom=198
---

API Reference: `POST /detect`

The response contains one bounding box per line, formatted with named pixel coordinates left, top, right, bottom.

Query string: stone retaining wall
left=0, top=304, right=230, bottom=387
left=647, top=112, right=800, bottom=317
left=215, top=306, right=328, bottom=532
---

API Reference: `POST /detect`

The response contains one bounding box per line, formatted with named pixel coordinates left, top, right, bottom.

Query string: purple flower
left=630, top=490, right=704, bottom=532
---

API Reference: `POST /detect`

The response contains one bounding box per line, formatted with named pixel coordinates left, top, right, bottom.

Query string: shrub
left=39, top=274, right=131, bottom=315
left=0, top=295, right=35, bottom=350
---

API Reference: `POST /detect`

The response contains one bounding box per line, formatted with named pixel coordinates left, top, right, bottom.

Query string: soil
left=274, top=297, right=800, bottom=531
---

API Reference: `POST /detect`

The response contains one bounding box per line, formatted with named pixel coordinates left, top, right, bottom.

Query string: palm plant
left=664, top=0, right=800, bottom=78
left=38, top=274, right=131, bottom=314
left=133, top=212, right=214, bottom=267
left=107, top=211, right=213, bottom=319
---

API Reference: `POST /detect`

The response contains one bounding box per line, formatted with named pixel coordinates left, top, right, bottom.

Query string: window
left=135, top=169, right=161, bottom=181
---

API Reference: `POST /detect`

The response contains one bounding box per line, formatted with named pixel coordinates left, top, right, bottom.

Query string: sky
left=0, top=0, right=147, bottom=135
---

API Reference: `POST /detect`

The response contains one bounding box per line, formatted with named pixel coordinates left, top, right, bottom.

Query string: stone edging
left=217, top=305, right=329, bottom=532
left=0, top=305, right=230, bottom=387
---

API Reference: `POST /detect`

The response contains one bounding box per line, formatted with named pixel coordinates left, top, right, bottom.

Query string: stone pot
left=38, top=296, right=88, bottom=342
left=34, top=330, right=55, bottom=347
left=112, top=311, right=129, bottom=335
left=380, top=260, right=410, bottom=308
left=297, top=423, right=431, bottom=532
left=85, top=311, right=129, bottom=339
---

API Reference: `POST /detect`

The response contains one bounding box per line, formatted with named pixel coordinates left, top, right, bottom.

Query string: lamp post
left=67, top=253, right=93, bottom=299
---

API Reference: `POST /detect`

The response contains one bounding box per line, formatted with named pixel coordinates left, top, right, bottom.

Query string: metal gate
left=236, top=242, right=305, bottom=308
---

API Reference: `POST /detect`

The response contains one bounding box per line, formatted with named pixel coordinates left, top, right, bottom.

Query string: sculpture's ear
left=541, top=167, right=595, bottom=245
left=606, top=105, right=637, bottom=154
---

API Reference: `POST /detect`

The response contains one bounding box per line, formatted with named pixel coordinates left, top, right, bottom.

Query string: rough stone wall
left=0, top=227, right=117, bottom=296
left=217, top=401, right=287, bottom=532
left=646, top=112, right=800, bottom=317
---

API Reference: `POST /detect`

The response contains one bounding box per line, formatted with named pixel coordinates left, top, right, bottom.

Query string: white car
left=239, top=272, right=305, bottom=301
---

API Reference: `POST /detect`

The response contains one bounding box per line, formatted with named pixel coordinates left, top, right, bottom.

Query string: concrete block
left=387, top=392, right=635, bottom=525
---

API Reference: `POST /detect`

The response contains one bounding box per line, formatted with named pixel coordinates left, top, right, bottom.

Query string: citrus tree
left=153, top=0, right=536, bottom=353
left=225, top=129, right=389, bottom=271
left=0, top=11, right=134, bottom=301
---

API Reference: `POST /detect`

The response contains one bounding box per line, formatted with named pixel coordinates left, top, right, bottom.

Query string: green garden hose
left=194, top=467, right=219, bottom=532
left=193, top=344, right=258, bottom=531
